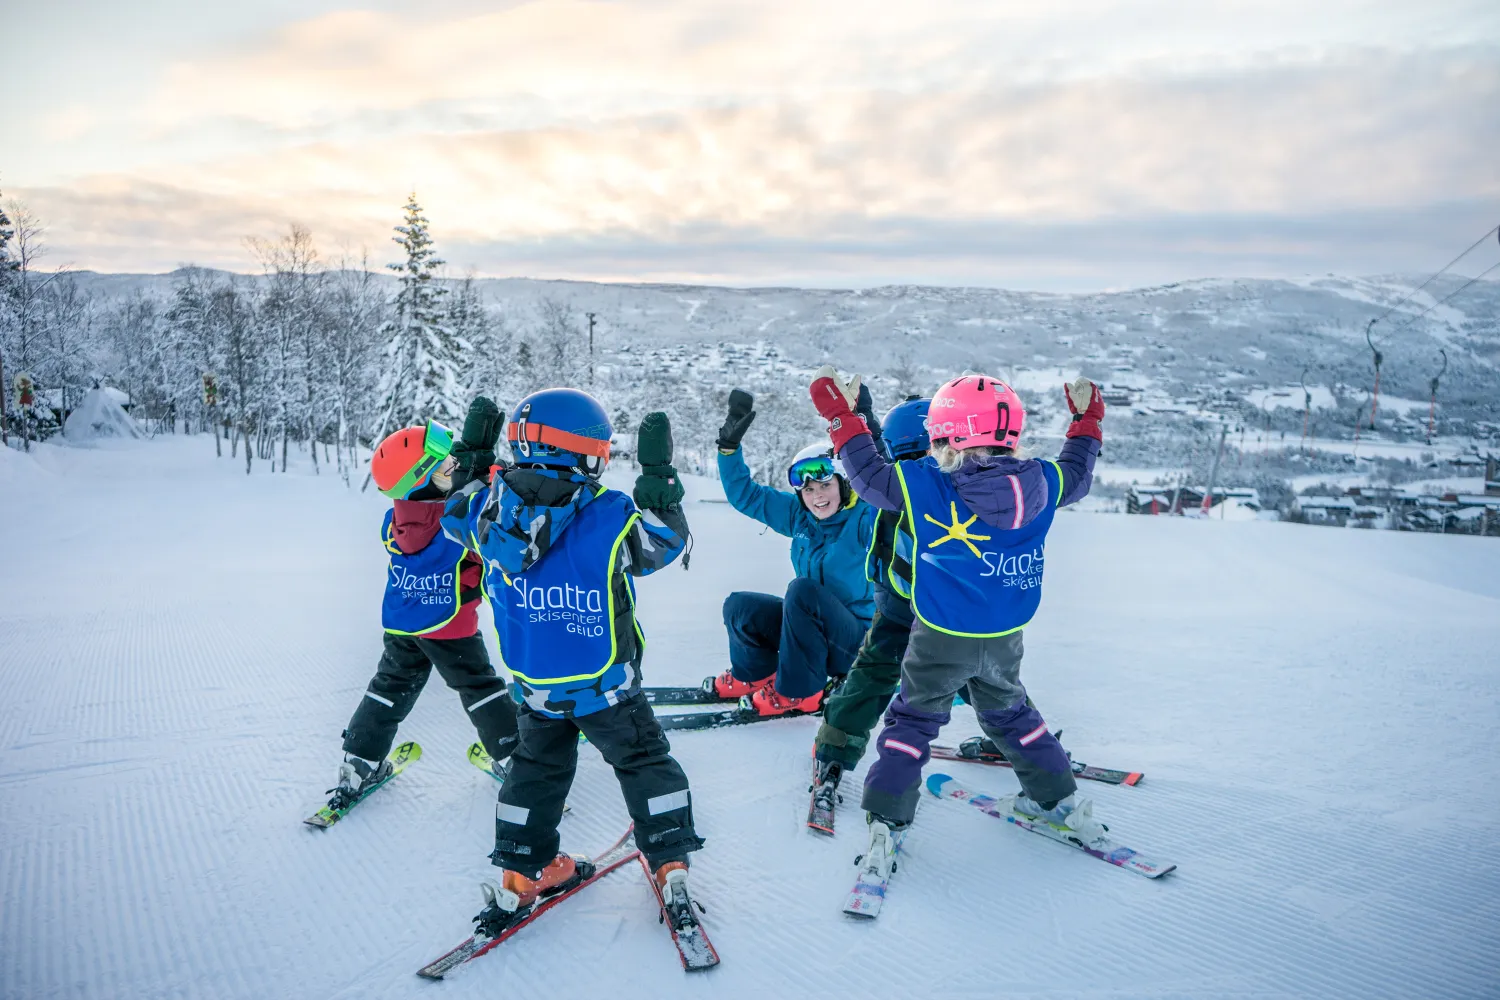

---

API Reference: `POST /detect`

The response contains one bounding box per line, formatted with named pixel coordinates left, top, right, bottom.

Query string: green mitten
left=450, top=396, right=504, bottom=483
left=634, top=411, right=684, bottom=508
left=634, top=467, right=684, bottom=509
left=637, top=411, right=674, bottom=471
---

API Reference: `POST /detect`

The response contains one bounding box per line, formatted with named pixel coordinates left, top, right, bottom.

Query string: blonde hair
left=931, top=441, right=1018, bottom=472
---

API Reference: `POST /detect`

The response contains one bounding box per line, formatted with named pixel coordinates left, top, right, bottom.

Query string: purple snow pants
left=861, top=622, right=1076, bottom=823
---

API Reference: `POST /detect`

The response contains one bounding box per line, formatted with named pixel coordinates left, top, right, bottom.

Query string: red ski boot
left=747, top=685, right=824, bottom=717
left=705, top=670, right=772, bottom=700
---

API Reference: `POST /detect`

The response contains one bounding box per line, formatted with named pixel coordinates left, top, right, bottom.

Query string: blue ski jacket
left=717, top=446, right=876, bottom=624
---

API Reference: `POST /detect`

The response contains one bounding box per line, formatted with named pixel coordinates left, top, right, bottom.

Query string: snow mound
left=0, top=442, right=53, bottom=490
left=63, top=387, right=142, bottom=442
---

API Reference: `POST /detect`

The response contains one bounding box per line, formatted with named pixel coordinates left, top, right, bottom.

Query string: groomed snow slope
left=1, top=436, right=1497, bottom=1000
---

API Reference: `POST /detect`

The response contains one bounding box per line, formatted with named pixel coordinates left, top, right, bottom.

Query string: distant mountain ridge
left=67, top=268, right=1500, bottom=422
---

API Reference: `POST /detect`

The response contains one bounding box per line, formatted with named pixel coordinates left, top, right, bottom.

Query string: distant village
left=1125, top=457, right=1500, bottom=537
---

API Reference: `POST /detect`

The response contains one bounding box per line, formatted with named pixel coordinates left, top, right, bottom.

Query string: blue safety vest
left=895, top=458, right=1063, bottom=637
left=381, top=508, right=468, bottom=635
left=864, top=508, right=915, bottom=601
left=485, top=488, right=644, bottom=687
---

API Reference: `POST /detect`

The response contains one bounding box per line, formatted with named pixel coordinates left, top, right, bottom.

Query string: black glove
left=634, top=411, right=684, bottom=508
left=717, top=389, right=756, bottom=451
left=855, top=382, right=885, bottom=453
left=449, top=396, right=504, bottom=489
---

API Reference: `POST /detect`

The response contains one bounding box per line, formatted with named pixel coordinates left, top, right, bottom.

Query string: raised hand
left=717, top=388, right=757, bottom=452
left=634, top=411, right=685, bottom=509
left=1064, top=378, right=1105, bottom=440
left=449, top=396, right=506, bottom=490
left=809, top=365, right=869, bottom=452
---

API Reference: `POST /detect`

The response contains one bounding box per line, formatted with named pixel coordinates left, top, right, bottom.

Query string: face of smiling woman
left=799, top=477, right=842, bottom=519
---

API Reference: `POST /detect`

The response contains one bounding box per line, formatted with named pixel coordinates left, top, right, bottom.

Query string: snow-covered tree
left=374, top=194, right=462, bottom=435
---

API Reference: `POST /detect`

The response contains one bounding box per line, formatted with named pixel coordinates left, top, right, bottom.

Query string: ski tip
left=393, top=740, right=423, bottom=764
left=1123, top=772, right=1144, bottom=786
left=925, top=773, right=955, bottom=797
left=466, top=741, right=488, bottom=764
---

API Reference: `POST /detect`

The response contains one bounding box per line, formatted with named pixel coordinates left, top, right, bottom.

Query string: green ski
left=304, top=740, right=422, bottom=829
left=468, top=742, right=568, bottom=812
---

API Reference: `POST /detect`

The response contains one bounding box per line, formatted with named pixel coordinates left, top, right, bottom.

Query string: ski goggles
left=788, top=454, right=838, bottom=490
left=381, top=420, right=456, bottom=499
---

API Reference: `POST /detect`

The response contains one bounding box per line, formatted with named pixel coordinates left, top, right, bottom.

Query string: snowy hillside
left=71, top=268, right=1500, bottom=426
left=2, top=436, right=1498, bottom=999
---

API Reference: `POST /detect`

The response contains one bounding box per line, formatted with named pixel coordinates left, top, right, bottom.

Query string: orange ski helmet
left=371, top=420, right=455, bottom=499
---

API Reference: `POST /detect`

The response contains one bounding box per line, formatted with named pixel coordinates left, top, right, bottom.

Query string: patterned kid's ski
left=468, top=742, right=569, bottom=812
left=925, top=773, right=1175, bottom=878
left=929, top=737, right=1144, bottom=786
left=842, top=821, right=908, bottom=919
left=416, top=827, right=640, bottom=979
left=304, top=741, right=421, bottom=829
left=637, top=856, right=720, bottom=970
left=467, top=741, right=507, bottom=783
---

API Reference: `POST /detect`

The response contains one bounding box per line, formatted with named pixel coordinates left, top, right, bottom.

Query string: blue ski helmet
left=881, top=397, right=931, bottom=459
left=507, top=387, right=612, bottom=475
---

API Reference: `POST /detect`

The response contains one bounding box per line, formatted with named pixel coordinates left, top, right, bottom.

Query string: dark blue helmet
left=507, top=387, right=612, bottom=475
left=881, top=397, right=931, bottom=459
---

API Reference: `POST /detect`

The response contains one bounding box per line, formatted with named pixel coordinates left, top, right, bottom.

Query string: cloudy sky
left=5, top=0, right=1498, bottom=289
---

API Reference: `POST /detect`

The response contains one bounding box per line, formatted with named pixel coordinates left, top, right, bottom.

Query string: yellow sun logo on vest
left=923, top=502, right=992, bottom=558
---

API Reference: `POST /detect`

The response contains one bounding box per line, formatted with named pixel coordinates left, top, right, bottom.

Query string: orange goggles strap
left=507, top=421, right=611, bottom=459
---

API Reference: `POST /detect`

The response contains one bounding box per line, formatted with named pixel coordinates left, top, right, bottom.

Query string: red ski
left=416, top=827, right=639, bottom=980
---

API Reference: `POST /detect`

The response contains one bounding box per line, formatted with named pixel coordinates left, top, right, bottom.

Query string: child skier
left=441, top=389, right=705, bottom=936
left=807, top=366, right=1106, bottom=859
left=810, top=396, right=930, bottom=815
left=330, top=403, right=519, bottom=811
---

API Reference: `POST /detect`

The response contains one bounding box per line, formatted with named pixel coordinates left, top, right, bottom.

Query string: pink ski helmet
left=925, top=374, right=1026, bottom=451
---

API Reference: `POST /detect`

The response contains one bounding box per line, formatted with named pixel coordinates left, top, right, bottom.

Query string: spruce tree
left=374, top=194, right=463, bottom=435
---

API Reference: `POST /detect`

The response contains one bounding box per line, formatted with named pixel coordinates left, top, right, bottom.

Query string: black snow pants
left=493, top=690, right=704, bottom=875
left=343, top=632, right=519, bottom=764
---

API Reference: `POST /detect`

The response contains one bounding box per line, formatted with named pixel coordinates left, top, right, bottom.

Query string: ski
left=655, top=694, right=820, bottom=733
left=304, top=740, right=421, bottom=829
left=467, top=741, right=507, bottom=783
left=929, top=737, right=1143, bottom=786
left=807, top=758, right=839, bottom=836
left=925, top=774, right=1175, bottom=878
left=640, top=682, right=731, bottom=706
left=416, top=826, right=640, bottom=979
left=468, top=742, right=571, bottom=812
left=842, top=820, right=907, bottom=919
left=637, top=856, right=720, bottom=971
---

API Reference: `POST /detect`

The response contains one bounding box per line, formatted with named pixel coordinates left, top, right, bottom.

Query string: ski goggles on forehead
left=382, top=420, right=456, bottom=499
left=788, top=455, right=838, bottom=489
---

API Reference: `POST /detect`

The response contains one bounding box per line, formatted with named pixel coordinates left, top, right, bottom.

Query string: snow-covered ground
left=2, top=436, right=1498, bottom=999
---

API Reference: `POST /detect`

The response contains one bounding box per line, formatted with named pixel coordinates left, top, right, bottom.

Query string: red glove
left=809, top=365, right=870, bottom=452
left=1064, top=377, right=1105, bottom=440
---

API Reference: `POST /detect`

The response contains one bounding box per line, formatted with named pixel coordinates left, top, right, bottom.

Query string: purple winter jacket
left=840, top=433, right=1100, bottom=528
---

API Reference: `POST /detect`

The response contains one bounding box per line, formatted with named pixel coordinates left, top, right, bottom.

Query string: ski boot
left=1011, top=792, right=1107, bottom=843
left=808, top=759, right=842, bottom=834
left=473, top=854, right=591, bottom=938
left=856, top=813, right=908, bottom=879
left=328, top=754, right=392, bottom=811
left=956, top=735, right=1007, bottom=762
left=704, top=670, right=771, bottom=700
left=653, top=861, right=706, bottom=932
left=745, top=684, right=824, bottom=717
